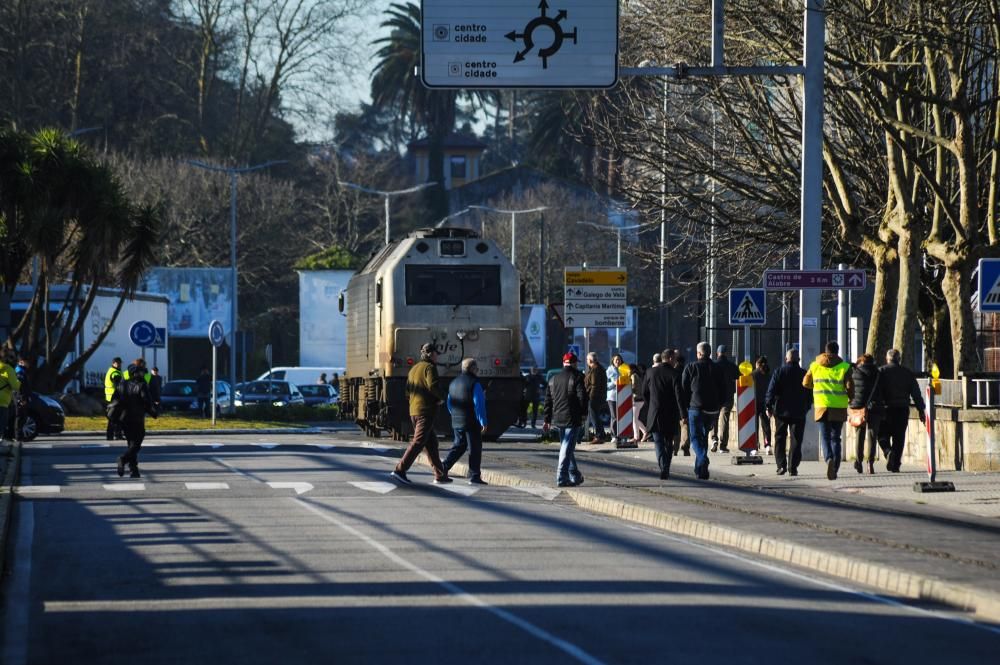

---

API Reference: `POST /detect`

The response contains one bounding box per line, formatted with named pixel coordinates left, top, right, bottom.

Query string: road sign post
left=209, top=320, right=225, bottom=426
left=129, top=320, right=157, bottom=360
left=564, top=267, right=627, bottom=329
left=914, top=364, right=956, bottom=493
left=729, top=289, right=766, bottom=363
left=420, top=0, right=619, bottom=89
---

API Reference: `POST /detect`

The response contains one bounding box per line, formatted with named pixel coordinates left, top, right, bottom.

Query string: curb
left=0, top=441, right=23, bottom=577
left=61, top=428, right=321, bottom=438
left=424, top=455, right=1000, bottom=623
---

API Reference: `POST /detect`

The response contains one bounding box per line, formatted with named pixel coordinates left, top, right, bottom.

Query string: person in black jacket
left=543, top=353, right=587, bottom=487
left=111, top=361, right=158, bottom=478
left=710, top=345, right=740, bottom=452
left=522, top=367, right=547, bottom=428
left=643, top=349, right=685, bottom=480
left=196, top=367, right=212, bottom=418
left=849, top=353, right=884, bottom=474
left=765, top=348, right=812, bottom=476
left=752, top=356, right=772, bottom=455
left=681, top=342, right=727, bottom=480
left=877, top=349, right=925, bottom=472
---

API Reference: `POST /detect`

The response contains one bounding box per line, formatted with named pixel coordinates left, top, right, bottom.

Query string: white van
left=255, top=367, right=345, bottom=389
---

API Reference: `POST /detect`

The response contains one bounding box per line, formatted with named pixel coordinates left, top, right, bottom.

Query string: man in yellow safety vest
left=104, top=357, right=124, bottom=441
left=803, top=341, right=854, bottom=481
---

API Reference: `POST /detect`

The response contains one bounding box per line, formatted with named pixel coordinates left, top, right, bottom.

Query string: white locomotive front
left=340, top=227, right=522, bottom=439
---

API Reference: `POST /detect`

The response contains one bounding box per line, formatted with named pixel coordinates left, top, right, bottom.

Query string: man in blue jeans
left=544, top=353, right=587, bottom=487
left=803, top=341, right=854, bottom=480
left=442, top=358, right=489, bottom=485
left=681, top=342, right=726, bottom=480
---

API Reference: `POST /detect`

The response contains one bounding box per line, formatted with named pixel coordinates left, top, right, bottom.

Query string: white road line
left=80, top=443, right=110, bottom=448
left=184, top=482, right=230, bottom=490
left=212, top=457, right=258, bottom=481
left=582, top=506, right=1000, bottom=638
left=13, top=486, right=61, bottom=495
left=293, top=498, right=607, bottom=665
left=349, top=481, right=397, bottom=495
left=1, top=500, right=33, bottom=665
left=102, top=483, right=146, bottom=492
left=432, top=483, right=480, bottom=497
left=267, top=482, right=313, bottom=495
left=513, top=486, right=562, bottom=501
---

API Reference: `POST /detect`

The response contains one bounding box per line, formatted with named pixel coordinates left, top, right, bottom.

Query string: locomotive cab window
left=405, top=265, right=501, bottom=306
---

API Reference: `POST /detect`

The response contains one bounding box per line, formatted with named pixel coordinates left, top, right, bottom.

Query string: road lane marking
left=13, top=486, right=61, bottom=494
left=102, top=483, right=146, bottom=492
left=1, top=500, right=33, bottom=665
left=185, top=482, right=230, bottom=490
left=349, top=481, right=397, bottom=494
left=293, top=498, right=607, bottom=665
left=513, top=486, right=562, bottom=501
left=267, top=482, right=313, bottom=495
left=432, top=484, right=480, bottom=497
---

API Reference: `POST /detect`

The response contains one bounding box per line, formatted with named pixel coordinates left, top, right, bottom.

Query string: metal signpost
left=728, top=288, right=766, bottom=363
left=129, top=320, right=157, bottom=360
left=564, top=268, right=627, bottom=328
left=209, top=319, right=225, bottom=426
left=420, top=0, right=619, bottom=89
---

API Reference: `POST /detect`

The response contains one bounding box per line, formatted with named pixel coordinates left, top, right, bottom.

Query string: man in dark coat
left=196, top=367, right=212, bottom=418
left=681, top=342, right=727, bottom=480
left=112, top=361, right=158, bottom=478
left=710, top=345, right=741, bottom=452
left=877, top=349, right=925, bottom=472
left=765, top=348, right=813, bottom=475
left=584, top=352, right=608, bottom=443
left=522, top=367, right=547, bottom=428
left=643, top=348, right=685, bottom=480
left=543, top=353, right=587, bottom=487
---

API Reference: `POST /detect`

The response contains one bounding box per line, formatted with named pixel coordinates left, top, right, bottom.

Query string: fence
left=918, top=376, right=1000, bottom=409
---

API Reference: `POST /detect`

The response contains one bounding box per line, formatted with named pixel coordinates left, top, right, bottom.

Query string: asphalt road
left=3, top=432, right=999, bottom=664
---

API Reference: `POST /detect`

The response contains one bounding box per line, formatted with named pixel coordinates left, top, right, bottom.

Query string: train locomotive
left=338, top=227, right=522, bottom=440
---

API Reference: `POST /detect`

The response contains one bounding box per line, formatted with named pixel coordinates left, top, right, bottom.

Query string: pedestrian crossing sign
left=978, top=259, right=1000, bottom=312
left=729, top=288, right=766, bottom=326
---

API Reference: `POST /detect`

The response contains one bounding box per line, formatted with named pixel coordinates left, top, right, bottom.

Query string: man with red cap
left=543, top=352, right=587, bottom=487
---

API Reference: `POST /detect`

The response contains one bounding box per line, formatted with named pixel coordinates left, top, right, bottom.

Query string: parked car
left=7, top=393, right=65, bottom=441
left=255, top=367, right=345, bottom=388
left=159, top=380, right=232, bottom=413
left=298, top=383, right=339, bottom=407
left=234, top=381, right=305, bottom=407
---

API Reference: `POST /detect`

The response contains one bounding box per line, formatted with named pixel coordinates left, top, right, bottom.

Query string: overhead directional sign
left=129, top=320, right=157, bottom=347
left=420, top=0, right=619, bottom=89
left=978, top=259, right=1000, bottom=312
left=729, top=289, right=767, bottom=326
left=564, top=267, right=626, bottom=328
left=763, top=269, right=867, bottom=291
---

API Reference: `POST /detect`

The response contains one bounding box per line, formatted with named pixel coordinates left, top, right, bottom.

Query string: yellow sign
left=739, top=361, right=753, bottom=377
left=565, top=268, right=627, bottom=286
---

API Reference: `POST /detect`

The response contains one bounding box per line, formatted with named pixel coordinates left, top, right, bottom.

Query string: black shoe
left=117, top=456, right=126, bottom=477
left=711, top=444, right=718, bottom=452
left=468, top=476, right=488, bottom=485
left=571, top=476, right=584, bottom=486
left=776, top=466, right=787, bottom=476
left=390, top=470, right=412, bottom=485
left=827, top=459, right=837, bottom=480
left=659, top=470, right=669, bottom=480
left=557, top=480, right=573, bottom=487
left=129, top=468, right=141, bottom=479
left=433, top=476, right=453, bottom=484
left=719, top=447, right=729, bottom=453
left=682, top=448, right=691, bottom=456
left=789, top=468, right=798, bottom=476
left=853, top=460, right=863, bottom=474
left=697, top=469, right=711, bottom=480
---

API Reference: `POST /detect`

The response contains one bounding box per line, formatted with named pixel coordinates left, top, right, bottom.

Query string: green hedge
left=227, top=404, right=340, bottom=422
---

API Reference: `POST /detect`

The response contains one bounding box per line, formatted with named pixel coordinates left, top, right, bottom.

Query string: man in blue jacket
left=765, top=348, right=813, bottom=476
left=443, top=358, right=489, bottom=485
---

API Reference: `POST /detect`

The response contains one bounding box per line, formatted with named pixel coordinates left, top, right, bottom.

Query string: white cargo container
left=298, top=270, right=352, bottom=369
left=12, top=285, right=169, bottom=392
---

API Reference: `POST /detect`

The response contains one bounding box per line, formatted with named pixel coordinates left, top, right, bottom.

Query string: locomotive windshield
left=405, top=265, right=502, bottom=306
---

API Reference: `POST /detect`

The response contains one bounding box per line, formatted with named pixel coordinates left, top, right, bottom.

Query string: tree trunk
left=866, top=246, right=898, bottom=358
left=892, top=221, right=921, bottom=364
left=940, top=266, right=979, bottom=376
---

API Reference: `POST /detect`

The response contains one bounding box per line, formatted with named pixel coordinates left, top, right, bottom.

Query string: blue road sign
left=129, top=320, right=157, bottom=347
left=729, top=288, right=767, bottom=326
left=149, top=327, right=166, bottom=349
left=208, top=319, right=225, bottom=347
left=567, top=344, right=582, bottom=359
left=979, top=259, right=1000, bottom=312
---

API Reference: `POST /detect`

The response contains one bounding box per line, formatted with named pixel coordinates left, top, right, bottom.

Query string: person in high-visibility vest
left=803, top=341, right=854, bottom=481
left=104, top=357, right=124, bottom=441
left=0, top=351, right=21, bottom=444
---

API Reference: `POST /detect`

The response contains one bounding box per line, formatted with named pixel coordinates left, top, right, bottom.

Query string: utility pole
left=339, top=181, right=437, bottom=245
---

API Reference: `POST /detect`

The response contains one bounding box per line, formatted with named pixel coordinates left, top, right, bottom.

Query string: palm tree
left=0, top=128, right=161, bottom=391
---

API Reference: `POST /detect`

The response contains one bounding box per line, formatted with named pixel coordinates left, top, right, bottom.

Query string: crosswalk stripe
left=349, top=481, right=397, bottom=494
left=184, top=482, right=230, bottom=490
left=266, top=481, right=314, bottom=495
left=102, top=483, right=145, bottom=492
left=433, top=483, right=480, bottom=497
left=513, top=486, right=562, bottom=501
left=13, top=486, right=61, bottom=494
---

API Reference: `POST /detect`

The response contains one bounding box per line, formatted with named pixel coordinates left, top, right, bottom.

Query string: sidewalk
left=421, top=434, right=1000, bottom=623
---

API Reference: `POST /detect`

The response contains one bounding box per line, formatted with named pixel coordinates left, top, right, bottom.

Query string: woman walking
left=753, top=356, right=772, bottom=455
left=849, top=353, right=883, bottom=474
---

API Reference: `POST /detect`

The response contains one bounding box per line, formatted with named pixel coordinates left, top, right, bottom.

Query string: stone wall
left=901, top=407, right=1000, bottom=472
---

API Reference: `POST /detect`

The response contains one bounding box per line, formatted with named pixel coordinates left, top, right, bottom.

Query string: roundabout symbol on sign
left=505, top=0, right=578, bottom=69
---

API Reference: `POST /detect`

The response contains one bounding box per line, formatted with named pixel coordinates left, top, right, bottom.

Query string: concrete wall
left=901, top=408, right=1000, bottom=472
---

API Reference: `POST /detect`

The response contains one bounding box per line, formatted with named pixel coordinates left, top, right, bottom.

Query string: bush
left=228, top=404, right=339, bottom=422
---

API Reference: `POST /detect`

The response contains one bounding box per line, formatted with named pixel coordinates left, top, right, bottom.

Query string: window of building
left=450, top=155, right=467, bottom=179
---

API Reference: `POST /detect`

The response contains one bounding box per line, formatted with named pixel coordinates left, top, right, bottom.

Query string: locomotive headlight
left=456, top=330, right=467, bottom=341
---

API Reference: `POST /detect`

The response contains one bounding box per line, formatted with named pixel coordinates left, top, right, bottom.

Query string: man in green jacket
left=0, top=351, right=21, bottom=444
left=391, top=342, right=451, bottom=485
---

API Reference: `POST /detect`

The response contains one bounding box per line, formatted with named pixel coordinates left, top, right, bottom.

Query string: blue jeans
left=688, top=409, right=716, bottom=477
left=587, top=402, right=606, bottom=439
left=556, top=426, right=583, bottom=485
left=819, top=419, right=844, bottom=464
left=443, top=426, right=482, bottom=478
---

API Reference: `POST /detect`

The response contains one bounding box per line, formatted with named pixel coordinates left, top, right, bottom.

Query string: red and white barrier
left=737, top=378, right=757, bottom=452
left=616, top=381, right=634, bottom=442
left=924, top=385, right=936, bottom=482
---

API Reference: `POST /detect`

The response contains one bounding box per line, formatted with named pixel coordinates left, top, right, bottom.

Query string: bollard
left=914, top=364, right=955, bottom=493
left=733, top=360, right=763, bottom=465
left=615, top=365, right=636, bottom=449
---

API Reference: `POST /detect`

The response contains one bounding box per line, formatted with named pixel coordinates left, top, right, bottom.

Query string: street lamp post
left=338, top=181, right=437, bottom=245
left=187, top=159, right=286, bottom=401
left=468, top=205, right=548, bottom=267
